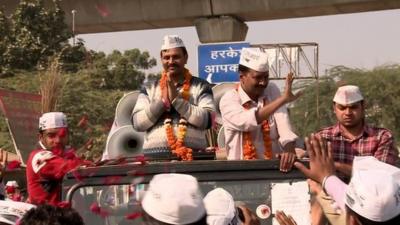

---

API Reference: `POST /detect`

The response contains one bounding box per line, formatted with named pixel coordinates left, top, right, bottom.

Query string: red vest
left=26, top=147, right=83, bottom=205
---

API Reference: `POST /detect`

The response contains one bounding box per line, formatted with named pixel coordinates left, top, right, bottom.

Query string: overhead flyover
left=2, top=0, right=400, bottom=42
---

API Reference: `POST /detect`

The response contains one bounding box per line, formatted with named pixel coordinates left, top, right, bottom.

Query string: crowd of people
left=0, top=34, right=398, bottom=225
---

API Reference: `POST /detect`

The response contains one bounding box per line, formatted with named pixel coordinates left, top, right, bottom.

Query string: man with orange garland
left=132, top=35, right=215, bottom=161
left=220, top=48, right=301, bottom=172
left=26, top=112, right=91, bottom=205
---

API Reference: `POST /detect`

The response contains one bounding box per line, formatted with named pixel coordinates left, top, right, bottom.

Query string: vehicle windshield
left=65, top=160, right=310, bottom=225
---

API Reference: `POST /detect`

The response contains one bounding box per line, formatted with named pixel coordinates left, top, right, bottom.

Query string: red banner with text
left=0, top=89, right=41, bottom=164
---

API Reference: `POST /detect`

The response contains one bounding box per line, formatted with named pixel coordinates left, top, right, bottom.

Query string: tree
left=0, top=0, right=86, bottom=73
left=290, top=65, right=400, bottom=142
left=0, top=7, right=11, bottom=75
left=88, top=49, right=157, bottom=90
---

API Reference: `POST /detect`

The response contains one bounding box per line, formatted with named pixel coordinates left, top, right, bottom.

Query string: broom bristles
left=40, top=58, right=63, bottom=113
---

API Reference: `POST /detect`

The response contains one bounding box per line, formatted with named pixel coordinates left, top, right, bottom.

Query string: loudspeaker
left=115, top=91, right=140, bottom=126
left=105, top=125, right=144, bottom=159
left=212, top=83, right=237, bottom=124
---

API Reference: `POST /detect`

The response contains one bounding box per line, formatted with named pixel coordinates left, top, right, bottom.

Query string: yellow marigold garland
left=240, top=92, right=273, bottom=160
left=161, top=69, right=193, bottom=161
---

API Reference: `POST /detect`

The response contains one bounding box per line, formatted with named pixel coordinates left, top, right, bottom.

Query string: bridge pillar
left=194, top=16, right=248, bottom=43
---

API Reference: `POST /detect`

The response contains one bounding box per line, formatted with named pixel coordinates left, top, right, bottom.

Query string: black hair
left=346, top=205, right=400, bottom=225
left=238, top=64, right=250, bottom=73
left=141, top=208, right=207, bottom=225
left=160, top=47, right=188, bottom=57
left=19, top=205, right=84, bottom=225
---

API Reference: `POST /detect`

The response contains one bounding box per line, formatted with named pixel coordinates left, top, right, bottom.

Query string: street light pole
left=71, top=9, right=77, bottom=46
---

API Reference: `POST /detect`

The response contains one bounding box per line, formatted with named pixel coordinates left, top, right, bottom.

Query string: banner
left=198, top=42, right=250, bottom=83
left=0, top=89, right=41, bottom=164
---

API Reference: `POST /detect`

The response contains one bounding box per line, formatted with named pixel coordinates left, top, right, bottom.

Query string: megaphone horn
left=106, top=125, right=144, bottom=159
left=115, top=91, right=140, bottom=126
left=212, top=83, right=237, bottom=124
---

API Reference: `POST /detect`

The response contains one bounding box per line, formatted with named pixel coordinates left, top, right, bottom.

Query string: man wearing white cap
left=318, top=85, right=398, bottom=177
left=132, top=35, right=215, bottom=161
left=26, top=112, right=90, bottom=205
left=311, top=85, right=398, bottom=225
left=220, top=47, right=301, bottom=172
left=295, top=134, right=400, bottom=225
left=141, top=173, right=207, bottom=225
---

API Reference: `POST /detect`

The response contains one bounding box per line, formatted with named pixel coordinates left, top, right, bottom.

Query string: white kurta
left=220, top=82, right=298, bottom=160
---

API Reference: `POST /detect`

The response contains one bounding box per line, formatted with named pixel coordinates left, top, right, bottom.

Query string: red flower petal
left=125, top=212, right=142, bottom=220
left=6, top=160, right=21, bottom=170
left=57, top=201, right=72, bottom=208
left=103, top=176, right=122, bottom=185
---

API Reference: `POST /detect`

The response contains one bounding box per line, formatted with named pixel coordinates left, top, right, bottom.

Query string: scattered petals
left=57, top=201, right=72, bottom=208
left=103, top=176, right=122, bottom=185
left=125, top=212, right=142, bottom=220
left=6, top=160, right=21, bottom=170
left=77, top=115, right=89, bottom=128
left=90, top=202, right=109, bottom=218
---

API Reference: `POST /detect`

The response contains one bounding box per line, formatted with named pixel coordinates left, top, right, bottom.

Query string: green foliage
left=57, top=71, right=124, bottom=160
left=6, top=0, right=71, bottom=70
left=290, top=65, right=400, bottom=142
left=88, top=49, right=157, bottom=90
left=0, top=7, right=11, bottom=75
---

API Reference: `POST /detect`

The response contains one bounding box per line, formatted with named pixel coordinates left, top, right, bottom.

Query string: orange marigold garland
left=241, top=96, right=273, bottom=160
left=161, top=69, right=193, bottom=161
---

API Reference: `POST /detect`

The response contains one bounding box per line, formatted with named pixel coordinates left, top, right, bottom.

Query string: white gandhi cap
left=5, top=181, right=18, bottom=188
left=39, top=112, right=67, bottom=130
left=141, top=173, right=206, bottom=225
left=345, top=156, right=400, bottom=222
left=333, top=85, right=364, bottom=105
left=204, top=188, right=239, bottom=225
left=161, top=35, right=185, bottom=50
left=239, top=48, right=269, bottom=72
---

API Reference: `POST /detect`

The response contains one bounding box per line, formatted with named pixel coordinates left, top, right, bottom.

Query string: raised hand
left=275, top=211, right=298, bottom=225
left=294, top=134, right=335, bottom=184
left=282, top=73, right=301, bottom=103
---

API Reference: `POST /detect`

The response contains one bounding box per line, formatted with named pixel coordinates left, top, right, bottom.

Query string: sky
left=77, top=9, right=400, bottom=76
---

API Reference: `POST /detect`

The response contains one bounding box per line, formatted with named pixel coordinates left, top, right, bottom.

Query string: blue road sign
left=198, top=42, right=250, bottom=83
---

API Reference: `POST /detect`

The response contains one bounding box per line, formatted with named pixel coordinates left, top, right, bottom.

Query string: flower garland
left=161, top=69, right=193, bottom=161
left=240, top=92, right=273, bottom=160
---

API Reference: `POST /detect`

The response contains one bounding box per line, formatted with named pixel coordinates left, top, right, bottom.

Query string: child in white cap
left=26, top=112, right=92, bottom=206
left=4, top=181, right=22, bottom=202
left=132, top=35, right=215, bottom=161
left=220, top=47, right=301, bottom=172
left=141, top=173, right=207, bottom=225
left=294, top=134, right=400, bottom=225
left=204, top=187, right=260, bottom=225
left=204, top=188, right=239, bottom=225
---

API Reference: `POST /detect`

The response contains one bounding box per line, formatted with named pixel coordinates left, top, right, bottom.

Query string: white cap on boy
left=38, top=112, right=67, bottom=130
left=239, top=48, right=269, bottom=72
left=161, top=35, right=185, bottom=50
left=333, top=85, right=364, bottom=105
left=5, top=181, right=18, bottom=188
left=345, top=156, right=400, bottom=222
left=204, top=188, right=239, bottom=225
left=141, top=173, right=206, bottom=225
